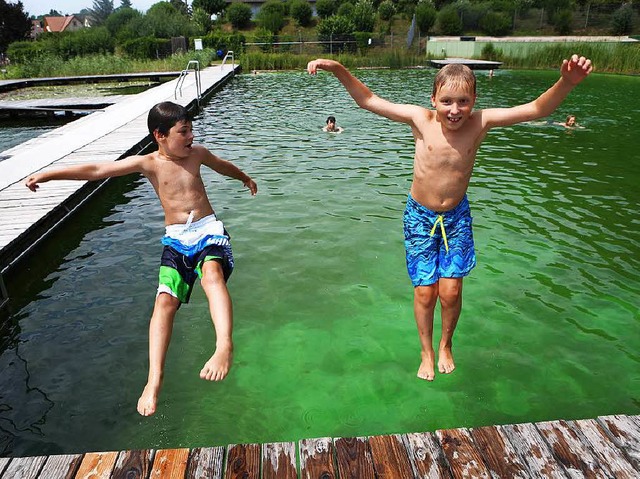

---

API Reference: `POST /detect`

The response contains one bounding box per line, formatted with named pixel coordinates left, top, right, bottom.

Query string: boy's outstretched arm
left=482, top=54, right=593, bottom=128
left=25, top=156, right=146, bottom=192
left=201, top=148, right=257, bottom=195
left=307, top=59, right=422, bottom=124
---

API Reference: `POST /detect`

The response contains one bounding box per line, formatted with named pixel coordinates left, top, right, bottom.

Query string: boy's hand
left=307, top=59, right=335, bottom=75
left=25, top=175, right=43, bottom=192
left=561, top=54, right=593, bottom=85
left=307, top=59, right=322, bottom=75
left=243, top=177, right=257, bottom=196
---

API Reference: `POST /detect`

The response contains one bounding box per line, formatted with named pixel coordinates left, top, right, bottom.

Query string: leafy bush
left=437, top=4, right=462, bottom=35
left=416, top=1, right=437, bottom=35
left=338, top=2, right=355, bottom=17
left=351, top=0, right=376, bottom=32
left=378, top=1, right=395, bottom=21
left=290, top=0, right=313, bottom=26
left=202, top=31, right=246, bottom=54
left=481, top=42, right=503, bottom=61
left=256, top=1, right=286, bottom=34
left=227, top=3, right=252, bottom=29
left=612, top=4, right=635, bottom=36
left=317, top=15, right=356, bottom=53
left=252, top=27, right=275, bottom=52
left=479, top=11, right=512, bottom=36
left=554, top=9, right=573, bottom=35
left=6, top=41, right=44, bottom=63
left=120, top=36, right=171, bottom=59
left=104, top=7, right=142, bottom=37
left=315, top=0, right=338, bottom=19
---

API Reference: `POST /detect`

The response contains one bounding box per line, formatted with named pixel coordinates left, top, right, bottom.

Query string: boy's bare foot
left=438, top=346, right=456, bottom=374
left=200, top=346, right=233, bottom=381
left=137, top=383, right=161, bottom=416
left=417, top=350, right=435, bottom=381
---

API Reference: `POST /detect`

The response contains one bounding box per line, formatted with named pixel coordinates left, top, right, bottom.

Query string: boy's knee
left=439, top=281, right=462, bottom=306
left=414, top=285, right=438, bottom=308
left=201, top=261, right=225, bottom=288
left=156, top=292, right=180, bottom=310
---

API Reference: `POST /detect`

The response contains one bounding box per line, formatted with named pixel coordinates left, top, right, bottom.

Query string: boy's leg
left=199, top=260, right=233, bottom=381
left=138, top=292, right=180, bottom=416
left=437, top=277, right=463, bottom=374
left=413, top=283, right=439, bottom=381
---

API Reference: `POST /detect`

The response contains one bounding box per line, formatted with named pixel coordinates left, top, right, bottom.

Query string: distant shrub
left=338, top=2, right=355, bottom=18
left=479, top=11, right=512, bottom=36
left=481, top=42, right=503, bottom=61
left=416, top=1, right=437, bottom=35
left=315, top=0, right=338, bottom=19
left=378, top=1, right=395, bottom=21
left=256, top=1, right=286, bottom=34
left=227, top=3, right=252, bottom=29
left=290, top=0, right=313, bottom=26
left=554, top=9, right=573, bottom=35
left=612, top=4, right=635, bottom=35
left=120, top=36, right=171, bottom=59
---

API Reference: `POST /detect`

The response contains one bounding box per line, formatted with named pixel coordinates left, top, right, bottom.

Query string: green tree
left=437, top=4, right=462, bottom=35
left=192, top=0, right=226, bottom=16
left=611, top=3, right=634, bottom=35
left=351, top=0, right=376, bottom=32
left=192, top=7, right=212, bottom=35
left=119, top=0, right=132, bottom=8
left=256, top=1, right=286, bottom=34
left=480, top=10, right=512, bottom=36
left=337, top=2, right=355, bottom=17
left=104, top=7, right=141, bottom=37
left=290, top=0, right=313, bottom=26
left=91, top=0, right=114, bottom=25
left=169, top=0, right=190, bottom=15
left=415, top=1, right=437, bottom=35
left=378, top=0, right=395, bottom=21
left=0, top=0, right=31, bottom=53
left=226, top=2, right=252, bottom=29
left=315, top=0, right=338, bottom=19
left=145, top=1, right=194, bottom=38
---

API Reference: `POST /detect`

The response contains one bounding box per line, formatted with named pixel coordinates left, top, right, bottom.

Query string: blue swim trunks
left=403, top=194, right=476, bottom=286
left=157, top=213, right=234, bottom=304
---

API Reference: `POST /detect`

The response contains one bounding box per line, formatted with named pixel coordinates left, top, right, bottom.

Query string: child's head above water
left=148, top=102, right=192, bottom=138
left=432, top=64, right=477, bottom=98
left=565, top=115, right=576, bottom=126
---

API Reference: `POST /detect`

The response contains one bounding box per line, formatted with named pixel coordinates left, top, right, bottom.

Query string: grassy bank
left=2, top=42, right=638, bottom=79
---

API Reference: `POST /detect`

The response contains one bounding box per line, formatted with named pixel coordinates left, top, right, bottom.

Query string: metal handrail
left=174, top=60, right=201, bottom=103
left=221, top=51, right=235, bottom=70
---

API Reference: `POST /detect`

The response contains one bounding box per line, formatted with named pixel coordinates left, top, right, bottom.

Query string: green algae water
left=1, top=68, right=639, bottom=456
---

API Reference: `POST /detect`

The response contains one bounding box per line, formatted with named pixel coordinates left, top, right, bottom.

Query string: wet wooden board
left=1, top=414, right=639, bottom=478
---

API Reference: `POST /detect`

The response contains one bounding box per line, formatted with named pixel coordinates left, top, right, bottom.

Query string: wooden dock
left=0, top=414, right=638, bottom=478
left=0, top=63, right=240, bottom=296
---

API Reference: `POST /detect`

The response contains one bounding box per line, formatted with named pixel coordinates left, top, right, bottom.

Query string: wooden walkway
left=0, top=414, right=638, bottom=478
left=0, top=63, right=239, bottom=287
left=0, top=96, right=128, bottom=117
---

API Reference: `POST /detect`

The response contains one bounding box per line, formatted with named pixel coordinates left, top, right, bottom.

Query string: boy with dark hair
left=323, top=115, right=343, bottom=133
left=26, top=101, right=257, bottom=416
left=307, top=55, right=592, bottom=381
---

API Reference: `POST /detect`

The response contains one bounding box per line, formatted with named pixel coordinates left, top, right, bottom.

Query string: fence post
left=330, top=34, right=333, bottom=55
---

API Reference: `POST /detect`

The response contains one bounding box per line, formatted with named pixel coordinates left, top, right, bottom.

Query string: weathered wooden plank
left=0, top=457, right=11, bottom=477
left=112, top=449, right=152, bottom=479
left=502, top=422, right=566, bottom=478
left=262, top=442, right=296, bottom=479
left=334, top=436, right=376, bottom=479
left=149, top=448, right=189, bottom=479
left=469, top=425, right=529, bottom=478
left=436, top=428, right=490, bottom=479
left=597, top=414, right=640, bottom=469
left=299, top=437, right=337, bottom=479
left=74, top=451, right=118, bottom=479
left=1, top=456, right=47, bottom=479
left=537, top=420, right=607, bottom=478
left=368, top=434, right=414, bottom=478
left=187, top=446, right=224, bottom=479
left=570, top=418, right=638, bottom=478
left=38, top=454, right=82, bottom=479
left=402, top=432, right=451, bottom=479
left=224, top=443, right=260, bottom=479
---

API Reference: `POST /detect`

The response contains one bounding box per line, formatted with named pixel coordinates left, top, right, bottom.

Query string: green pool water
left=1, top=67, right=639, bottom=457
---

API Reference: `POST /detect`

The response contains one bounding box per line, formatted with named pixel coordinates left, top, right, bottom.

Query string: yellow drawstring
left=430, top=215, right=449, bottom=252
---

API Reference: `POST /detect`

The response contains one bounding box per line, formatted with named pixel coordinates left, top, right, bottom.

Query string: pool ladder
left=221, top=51, right=235, bottom=71
left=174, top=60, right=202, bottom=104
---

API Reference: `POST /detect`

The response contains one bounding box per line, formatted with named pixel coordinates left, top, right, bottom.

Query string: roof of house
left=44, top=16, right=80, bottom=32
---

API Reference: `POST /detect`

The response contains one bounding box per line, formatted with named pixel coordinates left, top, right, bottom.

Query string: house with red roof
left=43, top=16, right=84, bottom=33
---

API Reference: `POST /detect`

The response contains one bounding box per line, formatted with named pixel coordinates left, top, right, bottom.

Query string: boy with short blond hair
left=26, top=101, right=257, bottom=415
left=308, top=55, right=592, bottom=381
